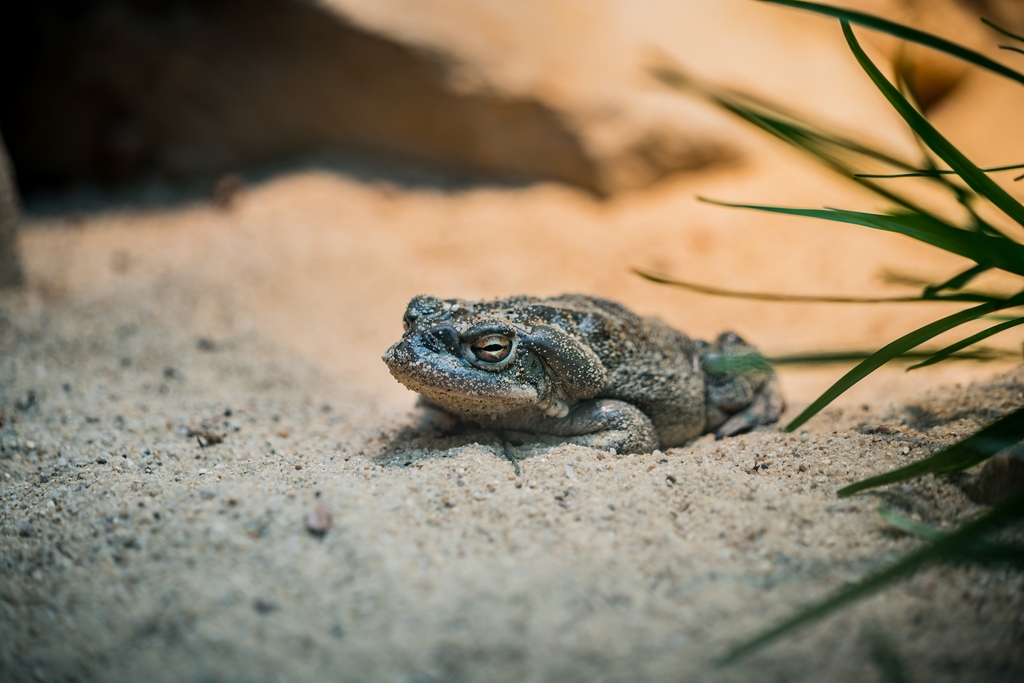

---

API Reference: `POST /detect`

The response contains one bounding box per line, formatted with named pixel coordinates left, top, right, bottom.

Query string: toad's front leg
left=505, top=398, right=658, bottom=455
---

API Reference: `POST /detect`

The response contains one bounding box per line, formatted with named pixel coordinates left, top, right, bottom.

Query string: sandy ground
left=2, top=149, right=1023, bottom=682
left=4, top=2, right=1024, bottom=677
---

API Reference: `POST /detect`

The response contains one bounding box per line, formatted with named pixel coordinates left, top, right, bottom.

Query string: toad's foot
left=701, top=331, right=785, bottom=438
left=713, top=374, right=785, bottom=438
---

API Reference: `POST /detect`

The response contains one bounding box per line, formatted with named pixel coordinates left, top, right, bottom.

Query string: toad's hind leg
left=514, top=398, right=658, bottom=454
left=701, top=332, right=785, bottom=438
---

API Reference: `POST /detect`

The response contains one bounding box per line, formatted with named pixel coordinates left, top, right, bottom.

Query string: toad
left=383, top=294, right=783, bottom=455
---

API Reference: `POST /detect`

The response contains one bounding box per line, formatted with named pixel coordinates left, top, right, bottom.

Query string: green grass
left=650, top=0, right=1024, bottom=666
left=717, top=491, right=1024, bottom=665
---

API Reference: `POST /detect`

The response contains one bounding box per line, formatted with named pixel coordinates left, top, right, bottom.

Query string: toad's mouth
left=382, top=338, right=538, bottom=407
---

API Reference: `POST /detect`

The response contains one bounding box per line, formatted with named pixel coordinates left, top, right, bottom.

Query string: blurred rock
left=963, top=446, right=1024, bottom=505
left=0, top=132, right=23, bottom=288
left=0, top=0, right=736, bottom=197
left=326, top=0, right=930, bottom=187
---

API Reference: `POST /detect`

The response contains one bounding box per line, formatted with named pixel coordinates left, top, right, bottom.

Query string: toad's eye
left=470, top=335, right=512, bottom=362
left=403, top=319, right=410, bottom=332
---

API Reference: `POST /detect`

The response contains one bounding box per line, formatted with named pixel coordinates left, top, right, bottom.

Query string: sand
left=1, top=151, right=1023, bottom=682
left=4, top=2, right=1024, bottom=674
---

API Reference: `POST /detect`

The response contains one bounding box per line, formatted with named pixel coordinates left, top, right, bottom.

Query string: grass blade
left=635, top=267, right=1000, bottom=304
left=924, top=264, right=991, bottom=295
left=837, top=405, right=1024, bottom=496
left=878, top=508, right=1024, bottom=567
left=698, top=198, right=1024, bottom=278
left=770, top=348, right=1018, bottom=365
left=762, top=1, right=1024, bottom=86
left=960, top=544, right=1024, bottom=567
left=651, top=65, right=944, bottom=216
left=634, top=268, right=925, bottom=303
left=880, top=266, right=994, bottom=294
left=907, top=316, right=1024, bottom=369
left=701, top=353, right=773, bottom=376
left=857, top=162, right=1024, bottom=178
left=717, top=490, right=1024, bottom=664
left=877, top=508, right=946, bottom=541
left=655, top=62, right=1016, bottom=231
left=892, top=100, right=1014, bottom=241
left=842, top=21, right=1024, bottom=228
left=651, top=66, right=914, bottom=171
left=787, top=301, right=1013, bottom=430
left=654, top=23, right=1024, bottom=254
left=982, top=17, right=1024, bottom=44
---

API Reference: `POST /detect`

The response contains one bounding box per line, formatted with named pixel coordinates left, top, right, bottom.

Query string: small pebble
left=304, top=506, right=332, bottom=536
left=253, top=598, right=277, bottom=615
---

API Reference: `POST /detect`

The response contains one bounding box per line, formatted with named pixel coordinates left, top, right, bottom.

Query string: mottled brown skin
left=382, top=294, right=784, bottom=454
